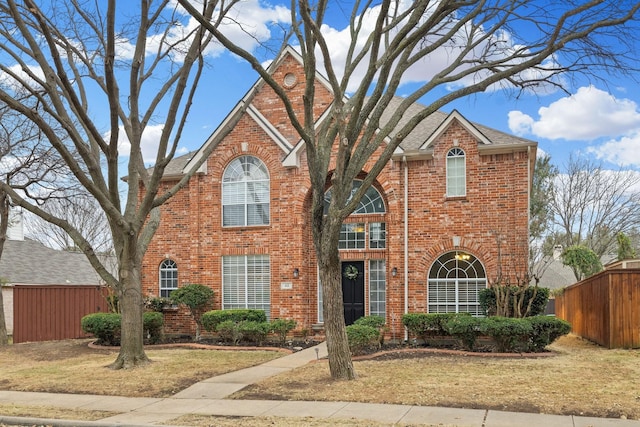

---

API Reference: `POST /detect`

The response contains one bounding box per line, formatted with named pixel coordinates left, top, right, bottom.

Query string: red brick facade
left=142, top=48, right=536, bottom=338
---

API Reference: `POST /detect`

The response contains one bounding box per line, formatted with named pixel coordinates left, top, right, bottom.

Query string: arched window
left=323, top=180, right=386, bottom=250
left=446, top=148, right=466, bottom=197
left=159, top=259, right=178, bottom=298
left=222, top=155, right=270, bottom=226
left=323, top=180, right=386, bottom=214
left=428, top=251, right=486, bottom=315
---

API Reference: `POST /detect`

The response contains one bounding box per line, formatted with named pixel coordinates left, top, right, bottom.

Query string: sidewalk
left=0, top=342, right=638, bottom=427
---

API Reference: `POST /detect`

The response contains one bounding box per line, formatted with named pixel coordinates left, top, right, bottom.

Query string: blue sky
left=96, top=1, right=640, bottom=174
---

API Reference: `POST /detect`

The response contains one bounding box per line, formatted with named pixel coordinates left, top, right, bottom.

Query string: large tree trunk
left=0, top=193, right=10, bottom=345
left=318, top=242, right=356, bottom=380
left=0, top=282, right=7, bottom=346
left=109, top=237, right=149, bottom=369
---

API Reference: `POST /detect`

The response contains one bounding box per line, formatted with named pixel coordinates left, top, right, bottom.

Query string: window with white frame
left=446, top=148, right=466, bottom=197
left=222, top=255, right=271, bottom=318
left=159, top=259, right=178, bottom=298
left=222, top=155, right=270, bottom=227
left=324, top=179, right=386, bottom=214
left=369, top=222, right=386, bottom=249
left=369, top=259, right=386, bottom=318
left=317, top=277, right=323, bottom=323
left=427, top=251, right=486, bottom=315
left=339, top=223, right=366, bottom=249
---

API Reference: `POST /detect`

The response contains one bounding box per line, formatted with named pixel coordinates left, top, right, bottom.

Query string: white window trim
left=446, top=147, right=466, bottom=197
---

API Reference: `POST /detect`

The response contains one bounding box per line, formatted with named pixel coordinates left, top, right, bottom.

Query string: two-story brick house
left=141, top=46, right=537, bottom=338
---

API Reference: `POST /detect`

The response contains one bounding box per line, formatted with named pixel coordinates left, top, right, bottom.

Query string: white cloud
left=313, top=1, right=562, bottom=94
left=508, top=86, right=640, bottom=140
left=508, top=111, right=535, bottom=137
left=587, top=133, right=640, bottom=168
left=0, top=64, right=45, bottom=93
left=161, top=0, right=291, bottom=62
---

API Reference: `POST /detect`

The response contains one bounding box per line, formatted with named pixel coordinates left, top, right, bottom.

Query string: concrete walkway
left=0, top=342, right=639, bottom=427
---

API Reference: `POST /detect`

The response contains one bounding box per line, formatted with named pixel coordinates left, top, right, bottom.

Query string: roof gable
left=168, top=50, right=536, bottom=178
left=418, top=110, right=492, bottom=150
left=182, top=46, right=334, bottom=175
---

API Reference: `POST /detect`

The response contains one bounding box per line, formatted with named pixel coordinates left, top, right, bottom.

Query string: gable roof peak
left=419, top=109, right=492, bottom=150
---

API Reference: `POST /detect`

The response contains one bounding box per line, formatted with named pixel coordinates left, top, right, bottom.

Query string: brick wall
left=142, top=51, right=532, bottom=338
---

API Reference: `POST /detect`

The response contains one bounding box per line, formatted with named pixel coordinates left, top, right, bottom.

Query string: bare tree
left=0, top=191, right=9, bottom=345
left=0, top=1, right=242, bottom=367
left=550, top=155, right=640, bottom=280
left=25, top=195, right=113, bottom=253
left=0, top=103, right=68, bottom=345
left=529, top=154, right=558, bottom=285
left=181, top=0, right=640, bottom=379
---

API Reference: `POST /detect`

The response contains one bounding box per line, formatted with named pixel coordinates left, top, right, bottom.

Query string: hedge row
left=81, top=312, right=163, bottom=346
left=402, top=312, right=571, bottom=352
left=82, top=309, right=298, bottom=346
left=201, top=309, right=267, bottom=331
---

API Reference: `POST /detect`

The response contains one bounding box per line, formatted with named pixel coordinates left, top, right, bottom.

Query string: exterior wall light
left=391, top=267, right=398, bottom=277
left=293, top=268, right=299, bottom=279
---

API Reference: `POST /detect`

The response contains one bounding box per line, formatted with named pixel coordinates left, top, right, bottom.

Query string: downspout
left=527, top=146, right=532, bottom=277
left=403, top=156, right=409, bottom=341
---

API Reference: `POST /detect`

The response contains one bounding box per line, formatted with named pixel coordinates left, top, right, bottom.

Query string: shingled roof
left=380, top=96, right=536, bottom=152
left=0, top=238, right=107, bottom=286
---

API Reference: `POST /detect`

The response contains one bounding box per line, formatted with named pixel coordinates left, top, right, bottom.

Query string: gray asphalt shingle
left=0, top=238, right=106, bottom=286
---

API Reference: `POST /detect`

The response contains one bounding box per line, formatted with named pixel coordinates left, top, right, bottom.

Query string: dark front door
left=341, top=261, right=365, bottom=325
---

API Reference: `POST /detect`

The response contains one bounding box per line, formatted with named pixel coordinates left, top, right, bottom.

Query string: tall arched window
left=159, top=259, right=178, bottom=298
left=428, top=251, right=486, bottom=315
left=446, top=148, right=466, bottom=197
left=222, top=155, right=270, bottom=226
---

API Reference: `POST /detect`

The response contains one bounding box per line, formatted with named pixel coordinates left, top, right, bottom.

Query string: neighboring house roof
left=536, top=252, right=618, bottom=291
left=537, top=259, right=578, bottom=290
left=0, top=238, right=107, bottom=286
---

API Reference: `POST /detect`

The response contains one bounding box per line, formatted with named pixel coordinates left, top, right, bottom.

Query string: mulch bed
left=88, top=338, right=556, bottom=360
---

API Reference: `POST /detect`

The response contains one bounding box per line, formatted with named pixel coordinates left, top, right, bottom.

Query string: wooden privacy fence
left=555, top=267, right=640, bottom=349
left=13, top=285, right=109, bottom=343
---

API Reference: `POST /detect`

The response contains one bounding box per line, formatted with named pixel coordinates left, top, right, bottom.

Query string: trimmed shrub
left=483, top=316, right=532, bottom=352
left=270, top=318, right=297, bottom=345
left=346, top=324, right=380, bottom=355
left=526, top=316, right=571, bottom=352
left=216, top=320, right=243, bottom=345
left=354, top=315, right=387, bottom=345
left=170, top=284, right=214, bottom=341
left=81, top=312, right=164, bottom=346
left=143, top=311, right=164, bottom=344
left=202, top=309, right=267, bottom=332
left=81, top=313, right=121, bottom=346
left=239, top=321, right=271, bottom=346
left=445, top=315, right=484, bottom=351
left=402, top=313, right=462, bottom=343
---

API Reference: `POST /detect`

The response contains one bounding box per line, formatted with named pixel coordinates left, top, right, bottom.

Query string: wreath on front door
left=344, top=264, right=359, bottom=280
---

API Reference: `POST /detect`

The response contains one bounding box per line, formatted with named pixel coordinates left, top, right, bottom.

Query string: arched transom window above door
left=323, top=180, right=386, bottom=214
left=323, top=180, right=386, bottom=250
left=427, top=251, right=486, bottom=315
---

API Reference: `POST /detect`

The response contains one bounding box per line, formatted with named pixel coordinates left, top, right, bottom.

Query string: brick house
left=141, top=46, right=536, bottom=338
